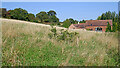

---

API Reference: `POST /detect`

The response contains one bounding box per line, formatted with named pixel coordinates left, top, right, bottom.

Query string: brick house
left=69, top=20, right=112, bottom=32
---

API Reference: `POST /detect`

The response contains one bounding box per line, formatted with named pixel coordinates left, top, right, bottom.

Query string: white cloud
left=2, top=0, right=120, bottom=2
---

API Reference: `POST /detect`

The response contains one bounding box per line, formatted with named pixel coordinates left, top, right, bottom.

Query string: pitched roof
left=73, top=23, right=86, bottom=28
left=70, top=20, right=112, bottom=29
left=85, top=20, right=112, bottom=26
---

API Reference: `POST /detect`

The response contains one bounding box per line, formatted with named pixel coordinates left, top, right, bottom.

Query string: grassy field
left=2, top=18, right=119, bottom=66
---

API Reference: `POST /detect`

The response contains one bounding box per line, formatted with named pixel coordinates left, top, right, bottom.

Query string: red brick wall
left=85, top=26, right=112, bottom=32
left=69, top=24, right=112, bottom=32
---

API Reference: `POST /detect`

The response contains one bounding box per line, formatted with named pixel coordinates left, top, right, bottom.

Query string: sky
left=1, top=0, right=120, bottom=2
left=2, top=2, right=119, bottom=22
left=119, top=1, right=120, bottom=11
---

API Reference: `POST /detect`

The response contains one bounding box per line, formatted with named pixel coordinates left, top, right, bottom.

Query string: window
left=91, top=24, right=92, bottom=26
left=95, top=27, right=102, bottom=32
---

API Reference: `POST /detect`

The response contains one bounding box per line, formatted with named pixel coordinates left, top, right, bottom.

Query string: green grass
left=2, top=19, right=119, bottom=66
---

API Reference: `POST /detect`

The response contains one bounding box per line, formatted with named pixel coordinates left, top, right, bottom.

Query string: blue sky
left=2, top=2, right=118, bottom=22
left=2, top=0, right=120, bottom=2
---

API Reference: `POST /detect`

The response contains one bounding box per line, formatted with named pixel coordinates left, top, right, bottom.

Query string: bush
left=51, top=27, right=57, bottom=36
left=48, top=27, right=79, bottom=43
left=48, top=33, right=53, bottom=39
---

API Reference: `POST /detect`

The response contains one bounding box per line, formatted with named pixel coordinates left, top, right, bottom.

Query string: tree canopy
left=47, top=10, right=56, bottom=16
left=106, top=22, right=111, bottom=32
left=26, top=13, right=36, bottom=22
left=4, top=8, right=59, bottom=24
left=36, top=11, right=59, bottom=23
left=8, top=8, right=28, bottom=20
left=97, top=11, right=118, bottom=22
left=97, top=11, right=119, bottom=32
left=62, top=18, right=76, bottom=28
left=36, top=11, right=49, bottom=23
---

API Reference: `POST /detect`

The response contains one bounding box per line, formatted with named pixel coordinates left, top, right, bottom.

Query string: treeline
left=1, top=8, right=86, bottom=27
left=2, top=8, right=59, bottom=23
left=62, top=19, right=86, bottom=28
left=1, top=8, right=120, bottom=32
left=97, top=11, right=119, bottom=32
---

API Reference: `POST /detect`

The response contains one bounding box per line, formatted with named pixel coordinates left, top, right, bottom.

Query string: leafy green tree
left=106, top=22, right=111, bottom=32
left=36, top=11, right=49, bottom=23
left=115, top=14, right=119, bottom=22
left=47, top=10, right=59, bottom=23
left=62, top=18, right=76, bottom=28
left=111, top=12, right=116, bottom=21
left=6, top=10, right=13, bottom=19
left=74, top=20, right=79, bottom=24
left=80, top=20, right=86, bottom=23
left=101, top=13, right=106, bottom=20
left=69, top=18, right=75, bottom=24
left=26, top=13, right=35, bottom=22
left=5, top=8, right=60, bottom=24
left=62, top=19, right=71, bottom=28
left=8, top=8, right=28, bottom=20
left=105, top=11, right=111, bottom=19
left=97, top=16, right=101, bottom=20
left=97, top=11, right=119, bottom=32
left=118, top=11, right=120, bottom=32
left=49, top=15, right=59, bottom=23
left=97, top=11, right=119, bottom=23
left=112, top=22, right=117, bottom=32
left=47, top=10, right=56, bottom=16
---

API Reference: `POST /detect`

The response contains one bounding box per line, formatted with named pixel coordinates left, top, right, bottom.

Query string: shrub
left=50, top=27, right=57, bottom=36
left=48, top=33, right=53, bottom=39
left=48, top=27, right=79, bottom=43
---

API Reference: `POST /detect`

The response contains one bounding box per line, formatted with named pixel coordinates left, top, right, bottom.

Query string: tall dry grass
left=2, top=18, right=118, bottom=66
left=0, top=18, right=2, bottom=67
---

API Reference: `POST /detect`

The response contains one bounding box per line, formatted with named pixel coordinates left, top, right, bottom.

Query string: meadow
left=2, top=18, right=119, bottom=66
